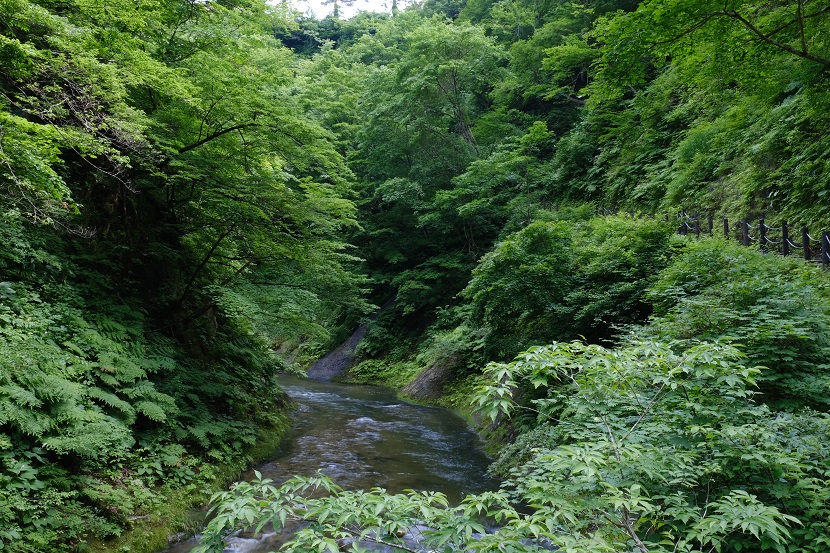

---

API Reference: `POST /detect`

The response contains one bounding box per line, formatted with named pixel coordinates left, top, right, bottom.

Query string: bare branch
left=765, top=4, right=830, bottom=38
left=651, top=12, right=720, bottom=45
left=175, top=224, right=237, bottom=306
left=798, top=0, right=808, bottom=54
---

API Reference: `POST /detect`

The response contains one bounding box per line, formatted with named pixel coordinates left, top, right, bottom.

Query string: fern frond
left=133, top=401, right=168, bottom=423
left=42, top=414, right=133, bottom=458
left=0, top=385, right=42, bottom=408
left=0, top=401, right=51, bottom=436
left=84, top=387, right=136, bottom=423
left=19, top=374, right=83, bottom=403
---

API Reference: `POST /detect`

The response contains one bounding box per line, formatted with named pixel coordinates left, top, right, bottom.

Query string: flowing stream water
left=164, top=374, right=496, bottom=552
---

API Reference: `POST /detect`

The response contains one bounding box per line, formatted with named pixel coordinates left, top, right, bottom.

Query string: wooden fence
left=675, top=214, right=830, bottom=267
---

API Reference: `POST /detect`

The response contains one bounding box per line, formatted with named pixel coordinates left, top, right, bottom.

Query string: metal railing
left=674, top=213, right=830, bottom=267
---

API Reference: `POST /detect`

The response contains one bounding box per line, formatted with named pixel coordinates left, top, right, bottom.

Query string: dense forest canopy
left=2, top=0, right=830, bottom=551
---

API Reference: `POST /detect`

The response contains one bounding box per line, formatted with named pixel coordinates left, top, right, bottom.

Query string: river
left=163, top=374, right=496, bottom=552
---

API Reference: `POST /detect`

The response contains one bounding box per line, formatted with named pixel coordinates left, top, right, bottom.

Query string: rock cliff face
left=306, top=322, right=369, bottom=380
left=402, top=361, right=455, bottom=401
left=306, top=298, right=395, bottom=381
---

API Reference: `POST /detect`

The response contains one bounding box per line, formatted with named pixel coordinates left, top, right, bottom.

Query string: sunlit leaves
left=0, top=1, right=370, bottom=549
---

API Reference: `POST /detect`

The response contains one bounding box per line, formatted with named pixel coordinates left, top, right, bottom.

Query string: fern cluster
left=0, top=210, right=289, bottom=551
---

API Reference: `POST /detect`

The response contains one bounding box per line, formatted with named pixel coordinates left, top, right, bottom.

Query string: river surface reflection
left=164, top=374, right=495, bottom=552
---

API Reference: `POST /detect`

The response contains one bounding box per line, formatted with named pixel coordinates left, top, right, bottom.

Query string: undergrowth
left=338, top=359, right=421, bottom=389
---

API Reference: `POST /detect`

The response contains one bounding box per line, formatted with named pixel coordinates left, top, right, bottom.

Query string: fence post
left=708, top=215, right=713, bottom=235
left=759, top=219, right=767, bottom=251
left=723, top=218, right=729, bottom=238
left=742, top=220, right=750, bottom=246
left=782, top=221, right=790, bottom=256
left=802, top=226, right=811, bottom=260
left=823, top=231, right=830, bottom=268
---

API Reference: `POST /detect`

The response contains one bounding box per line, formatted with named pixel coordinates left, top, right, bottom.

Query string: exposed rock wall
left=306, top=322, right=370, bottom=380
left=306, top=298, right=395, bottom=381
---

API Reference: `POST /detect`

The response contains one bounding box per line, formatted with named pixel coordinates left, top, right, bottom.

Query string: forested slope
left=0, top=0, right=367, bottom=549
left=294, top=0, right=830, bottom=377
left=3, top=0, right=830, bottom=551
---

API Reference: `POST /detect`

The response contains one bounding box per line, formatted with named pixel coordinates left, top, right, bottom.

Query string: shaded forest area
left=2, top=0, right=830, bottom=551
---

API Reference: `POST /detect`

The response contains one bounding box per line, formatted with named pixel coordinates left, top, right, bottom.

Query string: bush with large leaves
left=475, top=339, right=829, bottom=553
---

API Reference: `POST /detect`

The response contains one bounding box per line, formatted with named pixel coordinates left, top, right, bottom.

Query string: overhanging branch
left=651, top=5, right=830, bottom=69
left=719, top=9, right=830, bottom=68
left=177, top=123, right=258, bottom=154
left=176, top=121, right=308, bottom=154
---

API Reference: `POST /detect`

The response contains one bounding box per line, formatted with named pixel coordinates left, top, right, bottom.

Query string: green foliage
left=596, top=0, right=830, bottom=92
left=5, top=0, right=830, bottom=549
left=342, top=359, right=421, bottom=388
left=644, top=238, right=830, bottom=409
left=200, top=339, right=830, bottom=553
left=355, top=17, right=506, bottom=185
left=0, top=261, right=292, bottom=549
left=0, top=0, right=368, bottom=549
left=344, top=16, right=512, bottom=331
left=416, top=308, right=490, bottom=373
left=474, top=339, right=828, bottom=552
left=0, top=284, right=164, bottom=459
left=463, top=213, right=673, bottom=357
left=567, top=0, right=830, bottom=217
left=195, top=472, right=555, bottom=553
left=0, top=262, right=265, bottom=549
left=291, top=0, right=830, bottom=378
left=0, top=443, right=123, bottom=551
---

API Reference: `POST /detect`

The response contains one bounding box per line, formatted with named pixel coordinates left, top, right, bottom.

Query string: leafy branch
left=649, top=2, right=830, bottom=68
left=717, top=7, right=830, bottom=68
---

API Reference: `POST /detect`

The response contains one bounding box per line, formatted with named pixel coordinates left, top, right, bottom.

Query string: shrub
left=473, top=339, right=829, bottom=553
left=342, top=359, right=421, bottom=388
left=645, top=238, right=830, bottom=409
left=462, top=213, right=674, bottom=358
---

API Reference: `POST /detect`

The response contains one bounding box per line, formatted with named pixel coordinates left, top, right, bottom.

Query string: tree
left=0, top=0, right=370, bottom=548
left=596, top=0, right=830, bottom=94
left=462, top=213, right=673, bottom=358
left=345, top=16, right=509, bottom=340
